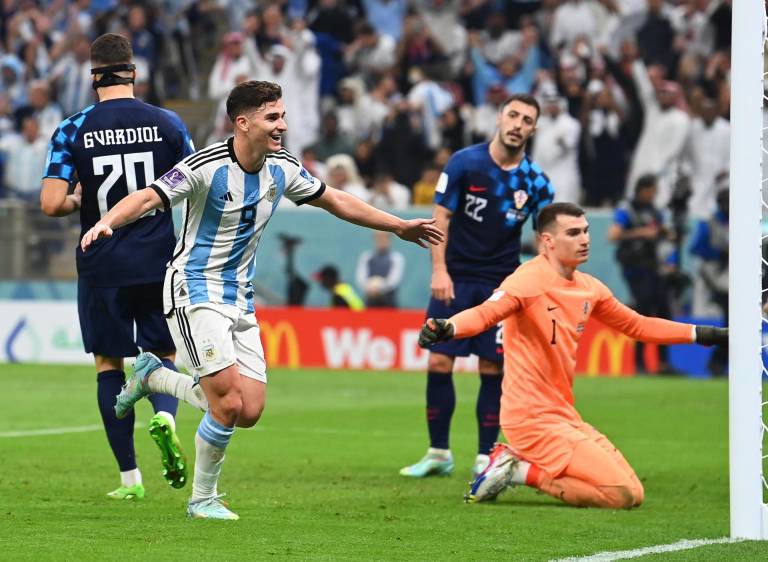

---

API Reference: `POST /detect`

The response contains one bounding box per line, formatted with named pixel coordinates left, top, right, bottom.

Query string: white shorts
left=166, top=303, right=267, bottom=383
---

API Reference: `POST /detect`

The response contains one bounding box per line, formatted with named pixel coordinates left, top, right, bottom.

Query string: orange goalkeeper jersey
left=450, top=255, right=694, bottom=425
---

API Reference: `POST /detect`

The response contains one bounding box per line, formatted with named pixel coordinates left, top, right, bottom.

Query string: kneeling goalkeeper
left=418, top=202, right=728, bottom=508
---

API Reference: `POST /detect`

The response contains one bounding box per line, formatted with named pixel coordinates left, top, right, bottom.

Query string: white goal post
left=729, top=0, right=767, bottom=540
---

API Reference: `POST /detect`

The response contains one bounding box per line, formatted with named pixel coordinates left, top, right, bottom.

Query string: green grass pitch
left=1, top=364, right=767, bottom=561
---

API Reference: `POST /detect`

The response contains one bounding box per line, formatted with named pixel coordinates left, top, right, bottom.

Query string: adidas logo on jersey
left=179, top=287, right=187, bottom=297
left=219, top=191, right=233, bottom=202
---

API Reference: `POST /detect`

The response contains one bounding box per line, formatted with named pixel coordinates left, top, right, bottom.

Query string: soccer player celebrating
left=418, top=203, right=727, bottom=508
left=41, top=33, right=194, bottom=500
left=80, top=80, right=444, bottom=520
left=401, top=94, right=555, bottom=479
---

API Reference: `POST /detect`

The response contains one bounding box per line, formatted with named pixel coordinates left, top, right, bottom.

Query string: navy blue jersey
left=44, top=98, right=194, bottom=286
left=434, top=143, right=555, bottom=284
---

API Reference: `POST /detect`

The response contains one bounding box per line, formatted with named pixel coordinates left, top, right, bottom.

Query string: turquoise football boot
left=187, top=494, right=239, bottom=520
left=399, top=449, right=454, bottom=477
left=114, top=352, right=162, bottom=419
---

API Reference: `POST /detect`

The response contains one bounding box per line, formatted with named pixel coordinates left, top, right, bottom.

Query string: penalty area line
left=0, top=422, right=145, bottom=438
left=551, top=537, right=742, bottom=562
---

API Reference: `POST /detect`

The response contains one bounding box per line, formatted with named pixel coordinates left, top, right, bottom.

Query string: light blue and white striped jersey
left=151, top=137, right=325, bottom=313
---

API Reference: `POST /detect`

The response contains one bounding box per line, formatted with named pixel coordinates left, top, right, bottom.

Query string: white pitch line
left=0, top=422, right=144, bottom=438
left=551, top=537, right=742, bottom=562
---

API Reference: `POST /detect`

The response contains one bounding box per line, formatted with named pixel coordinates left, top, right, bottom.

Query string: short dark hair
left=635, top=173, right=657, bottom=192
left=226, top=81, right=282, bottom=122
left=499, top=93, right=540, bottom=120
left=537, top=202, right=586, bottom=233
left=90, top=33, right=133, bottom=66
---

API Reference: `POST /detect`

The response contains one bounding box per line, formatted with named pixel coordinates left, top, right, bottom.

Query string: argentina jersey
left=434, top=143, right=554, bottom=285
left=151, top=138, right=325, bottom=314
left=43, top=98, right=194, bottom=286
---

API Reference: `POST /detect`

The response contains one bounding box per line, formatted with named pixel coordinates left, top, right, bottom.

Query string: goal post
left=729, top=0, right=767, bottom=540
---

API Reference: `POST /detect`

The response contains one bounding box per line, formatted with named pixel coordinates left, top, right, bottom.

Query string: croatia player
left=80, top=80, right=444, bottom=520
left=419, top=203, right=728, bottom=508
left=40, top=34, right=194, bottom=499
left=400, top=94, right=555, bottom=479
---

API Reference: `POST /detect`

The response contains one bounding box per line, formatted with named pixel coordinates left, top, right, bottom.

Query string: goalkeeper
left=418, top=202, right=728, bottom=509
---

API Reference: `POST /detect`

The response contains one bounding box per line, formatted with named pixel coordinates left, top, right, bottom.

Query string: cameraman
left=608, top=174, right=677, bottom=374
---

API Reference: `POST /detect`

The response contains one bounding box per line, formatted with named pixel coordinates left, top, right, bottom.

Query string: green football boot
left=148, top=413, right=187, bottom=489
left=106, top=483, right=145, bottom=500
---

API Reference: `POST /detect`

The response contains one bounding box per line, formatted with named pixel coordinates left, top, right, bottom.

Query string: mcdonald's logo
left=259, top=320, right=300, bottom=368
left=586, top=329, right=631, bottom=375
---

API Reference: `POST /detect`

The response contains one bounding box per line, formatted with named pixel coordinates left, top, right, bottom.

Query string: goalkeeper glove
left=418, top=318, right=455, bottom=348
left=695, top=325, right=728, bottom=346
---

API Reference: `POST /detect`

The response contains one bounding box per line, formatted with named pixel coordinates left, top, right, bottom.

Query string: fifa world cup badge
left=513, top=190, right=528, bottom=209
left=266, top=183, right=277, bottom=202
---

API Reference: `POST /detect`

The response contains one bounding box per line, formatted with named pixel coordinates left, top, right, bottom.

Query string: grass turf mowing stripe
left=0, top=422, right=144, bottom=438
left=551, top=537, right=742, bottom=561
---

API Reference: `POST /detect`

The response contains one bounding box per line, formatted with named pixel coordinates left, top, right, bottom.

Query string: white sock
left=510, top=460, right=531, bottom=485
left=147, top=367, right=208, bottom=411
left=191, top=432, right=226, bottom=501
left=190, top=412, right=235, bottom=502
left=154, top=410, right=176, bottom=430
left=428, top=447, right=452, bottom=459
left=120, top=468, right=142, bottom=487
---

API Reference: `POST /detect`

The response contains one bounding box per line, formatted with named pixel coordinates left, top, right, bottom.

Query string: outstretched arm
left=80, top=188, right=164, bottom=251
left=308, top=185, right=444, bottom=247
left=593, top=295, right=727, bottom=345
left=419, top=289, right=521, bottom=347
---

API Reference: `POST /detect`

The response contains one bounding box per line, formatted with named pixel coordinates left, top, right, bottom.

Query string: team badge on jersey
left=583, top=301, right=590, bottom=316
left=158, top=168, right=186, bottom=190
left=202, top=344, right=217, bottom=362
left=513, top=189, right=528, bottom=209
left=266, top=182, right=277, bottom=202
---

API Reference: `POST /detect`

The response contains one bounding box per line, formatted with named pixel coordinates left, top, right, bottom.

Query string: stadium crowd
left=0, top=0, right=732, bottom=218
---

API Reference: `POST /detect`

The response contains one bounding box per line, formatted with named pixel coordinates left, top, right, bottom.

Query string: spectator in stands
left=255, top=37, right=322, bottom=155
left=0, top=54, right=28, bottom=109
left=581, top=77, right=630, bottom=207
left=375, top=100, right=432, bottom=189
left=479, top=10, right=521, bottom=65
left=683, top=97, right=730, bottom=219
left=362, top=0, right=408, bottom=41
left=208, top=32, right=252, bottom=102
left=326, top=154, right=370, bottom=201
left=395, top=12, right=447, bottom=92
left=369, top=173, right=411, bottom=210
left=468, top=83, right=507, bottom=143
left=406, top=67, right=455, bottom=150
left=626, top=59, right=690, bottom=206
left=532, top=90, right=581, bottom=203
left=0, top=115, right=47, bottom=201
left=314, top=264, right=365, bottom=310
left=415, top=0, right=468, bottom=76
left=344, top=22, right=396, bottom=85
left=689, top=188, right=728, bottom=376
left=412, top=162, right=440, bottom=206
left=50, top=34, right=93, bottom=117
left=608, top=174, right=676, bottom=373
left=309, top=111, right=355, bottom=161
left=355, top=231, right=405, bottom=308
left=468, top=26, right=540, bottom=106
left=14, top=80, right=62, bottom=139
left=636, top=0, right=676, bottom=70
left=549, top=0, right=618, bottom=53
left=353, top=138, right=377, bottom=185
